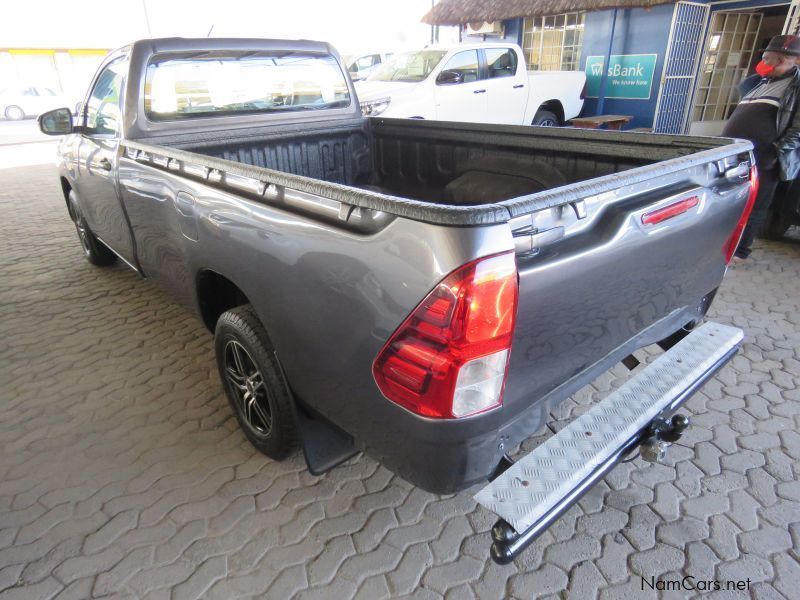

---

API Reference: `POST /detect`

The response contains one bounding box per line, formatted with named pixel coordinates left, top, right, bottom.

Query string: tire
left=67, top=191, right=117, bottom=266
left=215, top=305, right=299, bottom=460
left=532, top=109, right=559, bottom=127
left=763, top=205, right=790, bottom=240
left=4, top=105, right=25, bottom=121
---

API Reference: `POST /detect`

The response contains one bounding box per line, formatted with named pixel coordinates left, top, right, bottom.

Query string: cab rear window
left=144, top=50, right=351, bottom=120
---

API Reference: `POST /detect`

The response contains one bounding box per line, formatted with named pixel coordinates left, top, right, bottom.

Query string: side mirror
left=38, top=108, right=73, bottom=136
left=436, top=70, right=463, bottom=85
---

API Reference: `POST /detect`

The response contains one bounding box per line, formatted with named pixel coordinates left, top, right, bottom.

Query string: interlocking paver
left=509, top=564, right=568, bottom=598
left=355, top=574, right=391, bottom=600
left=172, top=555, right=227, bottom=600
left=422, top=555, right=484, bottom=595
left=567, top=560, right=606, bottom=600
left=153, top=520, right=206, bottom=564
left=50, top=577, right=92, bottom=600
left=1, top=163, right=799, bottom=598
left=542, top=533, right=601, bottom=573
left=92, top=547, right=153, bottom=597
left=0, top=577, right=62, bottom=600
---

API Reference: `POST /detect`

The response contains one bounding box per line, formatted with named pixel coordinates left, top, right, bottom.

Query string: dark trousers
left=735, top=164, right=779, bottom=259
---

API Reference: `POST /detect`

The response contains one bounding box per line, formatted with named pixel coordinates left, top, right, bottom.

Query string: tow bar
left=474, top=322, right=743, bottom=565
left=639, top=413, right=691, bottom=463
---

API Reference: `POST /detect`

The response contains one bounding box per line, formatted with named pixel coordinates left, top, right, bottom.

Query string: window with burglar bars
left=692, top=11, right=763, bottom=123
left=522, top=12, right=585, bottom=71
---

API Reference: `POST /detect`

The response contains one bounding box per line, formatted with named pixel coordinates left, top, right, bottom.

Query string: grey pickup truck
left=39, top=37, right=755, bottom=563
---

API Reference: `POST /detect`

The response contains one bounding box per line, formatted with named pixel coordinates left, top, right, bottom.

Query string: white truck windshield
left=367, top=51, right=446, bottom=83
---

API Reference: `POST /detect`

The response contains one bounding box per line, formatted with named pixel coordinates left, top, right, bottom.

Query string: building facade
left=455, top=0, right=798, bottom=133
left=1, top=48, right=109, bottom=104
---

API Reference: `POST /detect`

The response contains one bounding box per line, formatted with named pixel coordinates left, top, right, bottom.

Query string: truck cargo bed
left=131, top=118, right=751, bottom=225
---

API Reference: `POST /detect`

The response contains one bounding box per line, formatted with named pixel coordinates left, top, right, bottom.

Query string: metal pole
left=142, top=0, right=153, bottom=38
left=597, top=8, right=618, bottom=115
left=431, top=0, right=435, bottom=44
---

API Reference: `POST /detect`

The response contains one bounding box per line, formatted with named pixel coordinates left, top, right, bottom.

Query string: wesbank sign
left=585, top=54, right=658, bottom=100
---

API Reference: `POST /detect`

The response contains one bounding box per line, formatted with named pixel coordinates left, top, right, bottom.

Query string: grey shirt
left=722, top=69, right=796, bottom=168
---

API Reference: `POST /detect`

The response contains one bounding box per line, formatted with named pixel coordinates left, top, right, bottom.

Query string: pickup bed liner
left=126, top=118, right=752, bottom=227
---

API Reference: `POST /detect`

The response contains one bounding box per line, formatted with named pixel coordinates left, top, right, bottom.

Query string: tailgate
left=500, top=150, right=754, bottom=429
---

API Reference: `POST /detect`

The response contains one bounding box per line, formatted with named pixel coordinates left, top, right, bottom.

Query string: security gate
left=689, top=11, right=763, bottom=132
left=653, top=1, right=711, bottom=134
left=785, top=0, right=800, bottom=34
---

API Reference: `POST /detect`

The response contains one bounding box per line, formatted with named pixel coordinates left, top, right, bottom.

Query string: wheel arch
left=196, top=269, right=252, bottom=332
left=61, top=177, right=75, bottom=218
left=535, top=100, right=565, bottom=125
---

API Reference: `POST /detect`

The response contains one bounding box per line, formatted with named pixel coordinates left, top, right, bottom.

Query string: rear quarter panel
left=117, top=157, right=513, bottom=455
left=525, top=71, right=586, bottom=123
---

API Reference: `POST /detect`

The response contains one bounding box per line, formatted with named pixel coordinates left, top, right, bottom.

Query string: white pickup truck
left=355, top=43, right=586, bottom=126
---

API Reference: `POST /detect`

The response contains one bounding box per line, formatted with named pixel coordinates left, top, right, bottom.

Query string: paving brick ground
left=1, top=163, right=799, bottom=599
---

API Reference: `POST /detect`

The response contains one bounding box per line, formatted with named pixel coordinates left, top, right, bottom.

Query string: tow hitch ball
left=639, top=414, right=690, bottom=463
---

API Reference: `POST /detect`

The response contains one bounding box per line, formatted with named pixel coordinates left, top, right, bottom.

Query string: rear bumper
left=473, top=321, right=743, bottom=563
left=364, top=304, right=717, bottom=495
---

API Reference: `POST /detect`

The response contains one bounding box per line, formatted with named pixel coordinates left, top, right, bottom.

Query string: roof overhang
left=422, top=0, right=676, bottom=26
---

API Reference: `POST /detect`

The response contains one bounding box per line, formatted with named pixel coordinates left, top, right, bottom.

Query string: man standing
left=722, top=34, right=800, bottom=262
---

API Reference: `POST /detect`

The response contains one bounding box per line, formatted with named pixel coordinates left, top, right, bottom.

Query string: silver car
left=1, top=86, right=71, bottom=120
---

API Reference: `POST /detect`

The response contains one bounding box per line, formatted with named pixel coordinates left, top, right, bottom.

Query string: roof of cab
left=419, top=42, right=521, bottom=52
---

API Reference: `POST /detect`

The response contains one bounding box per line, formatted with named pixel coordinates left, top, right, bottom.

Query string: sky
left=1, top=0, right=459, bottom=54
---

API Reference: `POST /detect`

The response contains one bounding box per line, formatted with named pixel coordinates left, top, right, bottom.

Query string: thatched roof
left=422, top=0, right=675, bottom=26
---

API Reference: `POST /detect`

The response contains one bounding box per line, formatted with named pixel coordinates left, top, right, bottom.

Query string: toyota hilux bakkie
left=38, top=37, right=754, bottom=562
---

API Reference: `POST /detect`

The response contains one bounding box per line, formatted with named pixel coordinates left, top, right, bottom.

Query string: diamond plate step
left=475, top=321, right=743, bottom=535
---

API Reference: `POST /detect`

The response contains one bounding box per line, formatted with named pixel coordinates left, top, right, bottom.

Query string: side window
left=356, top=55, right=374, bottom=71
left=369, top=54, right=381, bottom=66
left=486, top=49, right=518, bottom=78
left=438, top=50, right=480, bottom=84
left=85, top=59, right=126, bottom=137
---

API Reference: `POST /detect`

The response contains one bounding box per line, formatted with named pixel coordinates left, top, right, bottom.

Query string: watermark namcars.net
left=642, top=576, right=752, bottom=593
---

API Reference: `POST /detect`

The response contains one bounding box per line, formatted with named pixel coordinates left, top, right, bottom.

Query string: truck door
left=482, top=48, right=528, bottom=125
left=75, top=58, right=136, bottom=266
left=434, top=50, right=488, bottom=123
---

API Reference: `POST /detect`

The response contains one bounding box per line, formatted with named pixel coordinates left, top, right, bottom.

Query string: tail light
left=372, top=252, right=519, bottom=419
left=723, top=164, right=759, bottom=264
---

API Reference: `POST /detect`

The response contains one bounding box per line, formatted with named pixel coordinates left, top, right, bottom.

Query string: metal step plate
left=475, top=321, right=743, bottom=534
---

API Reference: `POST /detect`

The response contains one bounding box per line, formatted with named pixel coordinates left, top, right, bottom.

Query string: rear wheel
left=215, top=305, right=299, bottom=460
left=67, top=191, right=116, bottom=266
left=4, top=105, right=25, bottom=121
left=532, top=109, right=559, bottom=127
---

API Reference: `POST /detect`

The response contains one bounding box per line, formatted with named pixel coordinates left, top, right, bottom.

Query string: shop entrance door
left=688, top=11, right=764, bottom=135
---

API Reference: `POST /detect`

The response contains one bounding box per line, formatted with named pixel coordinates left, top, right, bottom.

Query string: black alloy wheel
left=532, top=109, right=560, bottom=127
left=222, top=340, right=273, bottom=437
left=67, top=191, right=116, bottom=266
left=215, top=304, right=299, bottom=459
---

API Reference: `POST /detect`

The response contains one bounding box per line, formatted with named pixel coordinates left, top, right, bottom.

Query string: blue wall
left=502, top=18, right=522, bottom=44
left=501, top=7, right=674, bottom=128
left=501, top=1, right=784, bottom=128
left=578, top=5, right=675, bottom=128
